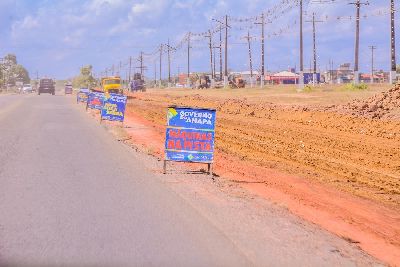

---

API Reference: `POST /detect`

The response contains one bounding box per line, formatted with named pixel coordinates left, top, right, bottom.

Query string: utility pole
left=369, top=45, right=377, bottom=84
left=306, top=12, right=323, bottom=86
left=328, top=59, right=334, bottom=84
left=299, top=0, right=304, bottom=89
left=112, top=64, right=115, bottom=76
left=242, top=30, right=254, bottom=87
left=224, top=15, right=228, bottom=86
left=350, top=0, right=369, bottom=84
left=159, top=44, right=163, bottom=87
left=255, top=13, right=266, bottom=88
left=167, top=39, right=172, bottom=86
left=168, top=39, right=171, bottom=85
left=187, top=32, right=191, bottom=87
left=154, top=61, right=157, bottom=87
left=390, top=0, right=396, bottom=84
left=219, top=25, right=223, bottom=81
left=213, top=46, right=216, bottom=79
left=206, top=30, right=214, bottom=79
left=140, top=51, right=144, bottom=76
left=128, top=56, right=132, bottom=84
left=212, top=17, right=229, bottom=85
left=135, top=52, right=147, bottom=78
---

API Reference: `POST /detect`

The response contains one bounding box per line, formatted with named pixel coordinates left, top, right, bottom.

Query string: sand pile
left=342, top=83, right=400, bottom=119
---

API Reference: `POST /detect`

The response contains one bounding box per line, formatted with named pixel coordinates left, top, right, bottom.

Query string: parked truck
left=92, top=76, right=123, bottom=94
left=130, top=73, right=146, bottom=92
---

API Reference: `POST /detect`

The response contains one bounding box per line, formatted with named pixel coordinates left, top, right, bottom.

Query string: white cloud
left=14, top=16, right=39, bottom=30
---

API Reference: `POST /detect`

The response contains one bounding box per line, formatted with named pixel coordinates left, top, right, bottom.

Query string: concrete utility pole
left=128, top=56, right=132, bottom=84
left=165, top=39, right=176, bottom=86
left=139, top=51, right=144, bottom=76
left=168, top=39, right=171, bottom=85
left=224, top=15, right=228, bottom=86
left=159, top=44, right=163, bottom=87
left=255, top=13, right=266, bottom=88
left=299, top=0, right=304, bottom=89
left=350, top=0, right=369, bottom=84
left=213, top=45, right=217, bottom=79
left=243, top=31, right=254, bottom=86
left=187, top=32, right=191, bottom=86
left=212, top=17, right=230, bottom=86
left=306, top=12, right=323, bottom=86
left=329, top=59, right=334, bottom=84
left=390, top=0, right=396, bottom=84
left=206, top=30, right=214, bottom=79
left=154, top=61, right=157, bottom=87
left=369, top=45, right=376, bottom=84
left=219, top=25, right=223, bottom=80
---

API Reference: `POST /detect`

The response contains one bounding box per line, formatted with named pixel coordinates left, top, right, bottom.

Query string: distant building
left=265, top=71, right=299, bottom=84
left=360, top=71, right=388, bottom=83
left=324, top=63, right=354, bottom=84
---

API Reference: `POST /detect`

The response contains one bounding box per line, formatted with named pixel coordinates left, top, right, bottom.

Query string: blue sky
left=0, top=0, right=398, bottom=79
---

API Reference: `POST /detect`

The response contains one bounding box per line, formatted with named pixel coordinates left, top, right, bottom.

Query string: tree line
left=0, top=54, right=30, bottom=88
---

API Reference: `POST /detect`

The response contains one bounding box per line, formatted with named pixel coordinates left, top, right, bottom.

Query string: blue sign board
left=87, top=92, right=104, bottom=110
left=303, top=73, right=321, bottom=84
left=100, top=93, right=127, bottom=122
left=165, top=107, right=216, bottom=163
left=77, top=88, right=90, bottom=103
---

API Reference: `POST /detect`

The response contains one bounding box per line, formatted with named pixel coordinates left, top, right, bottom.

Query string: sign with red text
left=165, top=107, right=216, bottom=163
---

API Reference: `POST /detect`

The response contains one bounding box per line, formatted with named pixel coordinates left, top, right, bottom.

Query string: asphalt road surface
left=0, top=93, right=253, bottom=267
left=0, top=93, right=378, bottom=267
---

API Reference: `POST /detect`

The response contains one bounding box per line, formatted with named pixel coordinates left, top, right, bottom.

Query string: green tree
left=0, top=53, right=30, bottom=87
left=4, top=54, right=17, bottom=65
left=13, top=64, right=30, bottom=84
left=72, top=65, right=96, bottom=88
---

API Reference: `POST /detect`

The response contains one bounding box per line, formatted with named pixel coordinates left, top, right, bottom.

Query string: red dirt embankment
left=123, top=87, right=400, bottom=266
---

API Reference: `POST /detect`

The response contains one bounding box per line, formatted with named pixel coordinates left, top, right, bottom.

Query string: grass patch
left=343, top=83, right=368, bottom=91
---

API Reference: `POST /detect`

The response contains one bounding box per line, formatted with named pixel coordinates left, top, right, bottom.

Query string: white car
left=22, top=84, right=33, bottom=93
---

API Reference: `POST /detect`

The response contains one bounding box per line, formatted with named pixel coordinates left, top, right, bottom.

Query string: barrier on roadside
left=86, top=92, right=104, bottom=110
left=163, top=106, right=216, bottom=175
left=100, top=93, right=127, bottom=123
left=77, top=88, right=90, bottom=103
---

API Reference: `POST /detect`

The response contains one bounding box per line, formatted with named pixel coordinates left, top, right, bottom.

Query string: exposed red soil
left=120, top=91, right=400, bottom=266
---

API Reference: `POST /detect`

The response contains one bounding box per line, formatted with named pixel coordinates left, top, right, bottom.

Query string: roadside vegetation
left=0, top=53, right=30, bottom=90
left=72, top=65, right=96, bottom=89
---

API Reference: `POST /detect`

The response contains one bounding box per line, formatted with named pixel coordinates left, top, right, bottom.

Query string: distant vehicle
left=22, top=84, right=33, bottom=93
left=130, top=73, right=146, bottom=92
left=229, top=75, right=246, bottom=88
left=93, top=76, right=123, bottom=94
left=65, top=83, right=73, bottom=94
left=194, top=75, right=210, bottom=89
left=38, top=78, right=55, bottom=95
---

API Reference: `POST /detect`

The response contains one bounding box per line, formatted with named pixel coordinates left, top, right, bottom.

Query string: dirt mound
left=341, top=83, right=400, bottom=119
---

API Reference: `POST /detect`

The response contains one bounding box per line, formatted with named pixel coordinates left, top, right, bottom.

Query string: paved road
left=0, top=94, right=251, bottom=266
